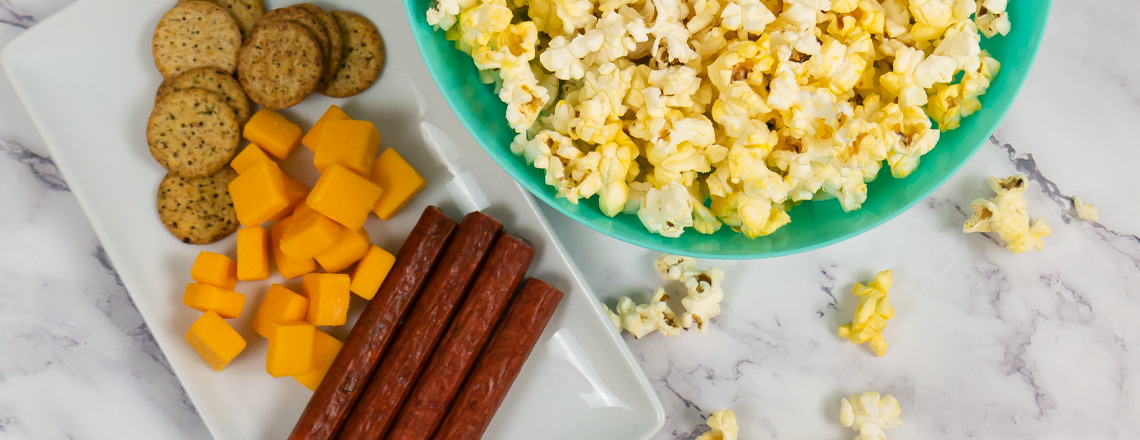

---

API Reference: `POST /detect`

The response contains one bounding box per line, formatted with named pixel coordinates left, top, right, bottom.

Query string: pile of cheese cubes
left=182, top=105, right=426, bottom=389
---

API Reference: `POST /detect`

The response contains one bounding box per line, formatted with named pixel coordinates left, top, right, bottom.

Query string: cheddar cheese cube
left=271, top=215, right=317, bottom=279
left=236, top=227, right=270, bottom=281
left=370, top=149, right=426, bottom=220
left=229, top=161, right=290, bottom=227
left=312, top=119, right=381, bottom=175
left=230, top=144, right=274, bottom=174
left=302, top=273, right=350, bottom=326
left=244, top=109, right=302, bottom=159
left=253, top=284, right=309, bottom=338
left=350, top=245, right=395, bottom=300
left=302, top=105, right=352, bottom=153
left=306, top=164, right=383, bottom=231
left=183, top=283, right=246, bottom=318
left=268, top=176, right=311, bottom=222
left=186, top=311, right=247, bottom=371
left=191, top=251, right=237, bottom=289
left=315, top=228, right=371, bottom=273
left=266, top=321, right=315, bottom=378
left=293, top=330, right=343, bottom=391
left=281, top=205, right=345, bottom=260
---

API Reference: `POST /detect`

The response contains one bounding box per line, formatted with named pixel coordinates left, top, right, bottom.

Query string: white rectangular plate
left=1, top=0, right=664, bottom=438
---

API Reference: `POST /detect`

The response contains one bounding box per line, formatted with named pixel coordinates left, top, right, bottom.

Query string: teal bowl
left=405, top=2, right=1052, bottom=259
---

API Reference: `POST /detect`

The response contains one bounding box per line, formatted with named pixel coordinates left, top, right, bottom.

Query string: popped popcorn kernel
left=840, top=391, right=903, bottom=440
left=964, top=174, right=1052, bottom=254
left=695, top=409, right=739, bottom=440
left=1073, top=196, right=1099, bottom=221
left=837, top=270, right=895, bottom=356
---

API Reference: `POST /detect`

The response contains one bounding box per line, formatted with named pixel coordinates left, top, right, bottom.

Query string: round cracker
left=237, top=20, right=324, bottom=109
left=156, top=67, right=251, bottom=123
left=180, top=0, right=265, bottom=40
left=157, top=168, right=239, bottom=244
left=152, top=1, right=242, bottom=79
left=253, top=7, right=330, bottom=70
left=147, top=89, right=241, bottom=179
left=320, top=11, right=384, bottom=98
left=294, top=4, right=342, bottom=86
left=155, top=79, right=175, bottom=103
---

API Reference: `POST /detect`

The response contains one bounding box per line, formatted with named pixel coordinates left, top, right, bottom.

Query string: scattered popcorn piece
left=695, top=409, right=739, bottom=440
left=963, top=174, right=1052, bottom=254
left=837, top=270, right=895, bottom=356
left=610, top=254, right=727, bottom=337
left=681, top=267, right=725, bottom=333
left=1073, top=196, right=1099, bottom=221
left=609, top=287, right=683, bottom=338
left=654, top=253, right=697, bottom=280
left=840, top=391, right=903, bottom=440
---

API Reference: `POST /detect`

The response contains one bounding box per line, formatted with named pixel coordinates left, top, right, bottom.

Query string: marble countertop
left=2, top=0, right=1138, bottom=438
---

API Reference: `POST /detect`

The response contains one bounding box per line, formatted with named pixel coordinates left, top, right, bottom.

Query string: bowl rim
left=405, top=2, right=1054, bottom=260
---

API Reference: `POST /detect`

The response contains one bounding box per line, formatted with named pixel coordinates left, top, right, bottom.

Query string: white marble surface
left=2, top=0, right=1138, bottom=439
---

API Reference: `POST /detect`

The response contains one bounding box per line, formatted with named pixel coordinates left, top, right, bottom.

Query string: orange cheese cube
left=266, top=321, right=315, bottom=378
left=349, top=245, right=395, bottom=300
left=293, top=330, right=343, bottom=391
left=236, top=227, right=270, bottom=281
left=306, top=164, right=383, bottom=231
left=315, top=228, right=370, bottom=273
left=281, top=205, right=345, bottom=260
left=182, top=283, right=246, bottom=318
left=302, top=105, right=352, bottom=153
left=191, top=251, right=237, bottom=289
left=268, top=176, right=311, bottom=222
left=271, top=215, right=317, bottom=279
left=230, top=144, right=274, bottom=174
left=244, top=109, right=302, bottom=159
left=229, top=161, right=290, bottom=227
left=302, top=273, right=350, bottom=326
left=253, top=284, right=309, bottom=338
left=312, top=120, right=381, bottom=175
left=370, top=149, right=426, bottom=220
left=186, top=311, right=247, bottom=371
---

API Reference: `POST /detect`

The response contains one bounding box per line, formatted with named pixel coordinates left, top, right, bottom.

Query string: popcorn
left=539, top=30, right=604, bottom=80
left=1073, top=196, right=1099, bottom=221
left=840, top=391, right=903, bottom=440
left=964, top=174, right=1052, bottom=253
left=837, top=270, right=894, bottom=356
left=975, top=0, right=1010, bottom=37
left=720, top=0, right=776, bottom=36
left=434, top=0, right=1006, bottom=239
left=695, top=409, right=739, bottom=440
left=637, top=182, right=696, bottom=238
left=609, top=287, right=683, bottom=338
left=654, top=253, right=697, bottom=280
left=426, top=0, right=479, bottom=30
left=681, top=267, right=725, bottom=332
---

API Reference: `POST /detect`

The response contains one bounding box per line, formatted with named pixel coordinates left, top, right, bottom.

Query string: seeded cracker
left=294, top=3, right=343, bottom=87
left=156, top=67, right=252, bottom=123
left=320, top=11, right=384, bottom=98
left=157, top=168, right=239, bottom=244
left=152, top=1, right=241, bottom=79
left=147, top=89, right=241, bottom=179
left=254, top=6, right=330, bottom=67
left=237, top=20, right=324, bottom=109
left=180, top=0, right=265, bottom=40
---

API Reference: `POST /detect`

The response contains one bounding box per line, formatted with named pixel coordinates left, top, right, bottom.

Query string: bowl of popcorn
left=406, top=0, right=1050, bottom=258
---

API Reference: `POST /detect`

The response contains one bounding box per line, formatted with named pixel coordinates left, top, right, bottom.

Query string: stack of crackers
left=146, top=0, right=385, bottom=245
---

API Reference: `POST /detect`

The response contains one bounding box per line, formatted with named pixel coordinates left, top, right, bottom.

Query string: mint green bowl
left=405, top=2, right=1051, bottom=259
